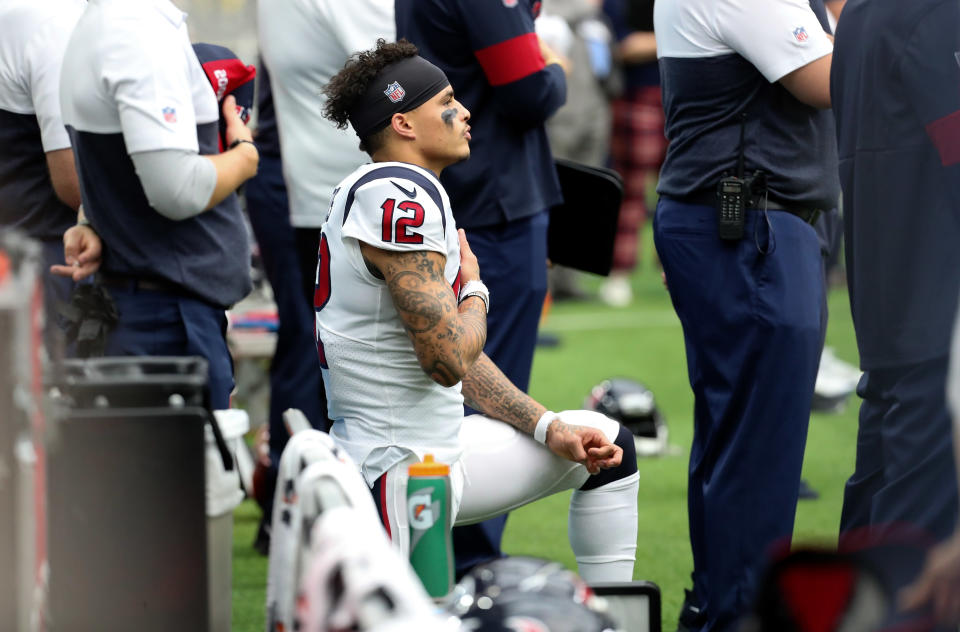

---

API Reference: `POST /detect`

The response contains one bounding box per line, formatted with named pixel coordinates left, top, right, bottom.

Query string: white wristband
left=534, top=410, right=559, bottom=444
left=458, top=279, right=490, bottom=314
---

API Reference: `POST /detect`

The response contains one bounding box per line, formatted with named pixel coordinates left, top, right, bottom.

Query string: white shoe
left=820, top=347, right=862, bottom=390
left=812, top=347, right=862, bottom=412
left=599, top=275, right=632, bottom=307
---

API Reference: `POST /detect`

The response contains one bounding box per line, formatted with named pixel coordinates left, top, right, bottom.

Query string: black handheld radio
left=716, top=113, right=764, bottom=241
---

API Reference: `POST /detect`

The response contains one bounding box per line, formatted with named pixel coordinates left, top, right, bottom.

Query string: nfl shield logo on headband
left=384, top=81, right=406, bottom=103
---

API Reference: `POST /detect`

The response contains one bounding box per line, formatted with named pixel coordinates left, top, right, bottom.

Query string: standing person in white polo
left=59, top=0, right=259, bottom=407
left=0, top=0, right=101, bottom=351
left=254, top=0, right=395, bottom=556
left=257, top=0, right=395, bottom=314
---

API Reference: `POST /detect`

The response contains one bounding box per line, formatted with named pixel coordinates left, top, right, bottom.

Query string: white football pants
left=375, top=411, right=639, bottom=583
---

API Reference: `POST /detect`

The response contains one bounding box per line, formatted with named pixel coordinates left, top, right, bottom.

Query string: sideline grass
left=233, top=501, right=268, bottom=628
left=505, top=260, right=859, bottom=630
left=230, top=231, right=861, bottom=631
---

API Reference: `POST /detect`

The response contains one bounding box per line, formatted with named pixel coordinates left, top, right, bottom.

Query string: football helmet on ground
left=584, top=378, right=667, bottom=457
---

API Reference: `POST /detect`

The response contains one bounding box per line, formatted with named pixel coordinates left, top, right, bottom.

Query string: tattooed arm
left=359, top=229, right=486, bottom=387
left=462, top=354, right=623, bottom=474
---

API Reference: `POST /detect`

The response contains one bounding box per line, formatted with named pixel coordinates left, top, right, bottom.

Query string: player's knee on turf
left=580, top=423, right=638, bottom=491
left=568, top=422, right=639, bottom=582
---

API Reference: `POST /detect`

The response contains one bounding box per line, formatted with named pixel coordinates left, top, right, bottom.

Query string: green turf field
left=230, top=229, right=861, bottom=631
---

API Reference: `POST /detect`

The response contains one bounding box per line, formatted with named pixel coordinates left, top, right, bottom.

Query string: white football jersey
left=316, top=162, right=464, bottom=485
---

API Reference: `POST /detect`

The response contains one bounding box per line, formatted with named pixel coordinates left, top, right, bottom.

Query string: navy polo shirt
left=0, top=1, right=85, bottom=241
left=832, top=0, right=960, bottom=369
left=59, top=0, right=251, bottom=309
left=654, top=0, right=840, bottom=211
left=396, top=0, right=565, bottom=229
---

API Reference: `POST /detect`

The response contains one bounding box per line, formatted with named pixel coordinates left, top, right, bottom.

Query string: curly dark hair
left=322, top=39, right=419, bottom=154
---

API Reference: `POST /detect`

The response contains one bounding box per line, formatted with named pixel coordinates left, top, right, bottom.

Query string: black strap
left=207, top=411, right=234, bottom=472
left=672, top=190, right=822, bottom=225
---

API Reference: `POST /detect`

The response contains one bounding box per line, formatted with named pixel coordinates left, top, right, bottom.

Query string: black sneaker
left=535, top=332, right=562, bottom=348
left=677, top=589, right=705, bottom=632
left=253, top=515, right=271, bottom=556
left=798, top=478, right=820, bottom=500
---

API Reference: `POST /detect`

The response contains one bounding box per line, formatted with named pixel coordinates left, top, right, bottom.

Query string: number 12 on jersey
left=381, top=198, right=425, bottom=244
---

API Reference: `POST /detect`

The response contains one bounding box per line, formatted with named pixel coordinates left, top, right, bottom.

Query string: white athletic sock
left=568, top=470, right=640, bottom=583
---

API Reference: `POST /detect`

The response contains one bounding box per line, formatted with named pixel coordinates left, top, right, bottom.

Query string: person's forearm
left=779, top=53, right=833, bottom=109
left=46, top=148, right=82, bottom=211
left=203, top=142, right=258, bottom=209
left=619, top=32, right=658, bottom=65
left=461, top=353, right=547, bottom=434
left=454, top=296, right=488, bottom=367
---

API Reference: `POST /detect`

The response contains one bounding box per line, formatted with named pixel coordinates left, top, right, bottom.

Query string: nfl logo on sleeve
left=793, top=26, right=809, bottom=42
left=162, top=106, right=177, bottom=123
left=384, top=81, right=405, bottom=103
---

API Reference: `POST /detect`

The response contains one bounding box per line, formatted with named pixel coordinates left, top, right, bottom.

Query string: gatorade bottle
left=407, top=454, right=453, bottom=598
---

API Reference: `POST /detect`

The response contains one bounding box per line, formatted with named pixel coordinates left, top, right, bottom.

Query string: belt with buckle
left=97, top=274, right=224, bottom=311
left=99, top=273, right=187, bottom=295
left=676, top=190, right=822, bottom=226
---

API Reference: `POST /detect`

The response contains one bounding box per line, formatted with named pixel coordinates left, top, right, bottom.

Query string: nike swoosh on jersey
left=391, top=181, right=418, bottom=199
